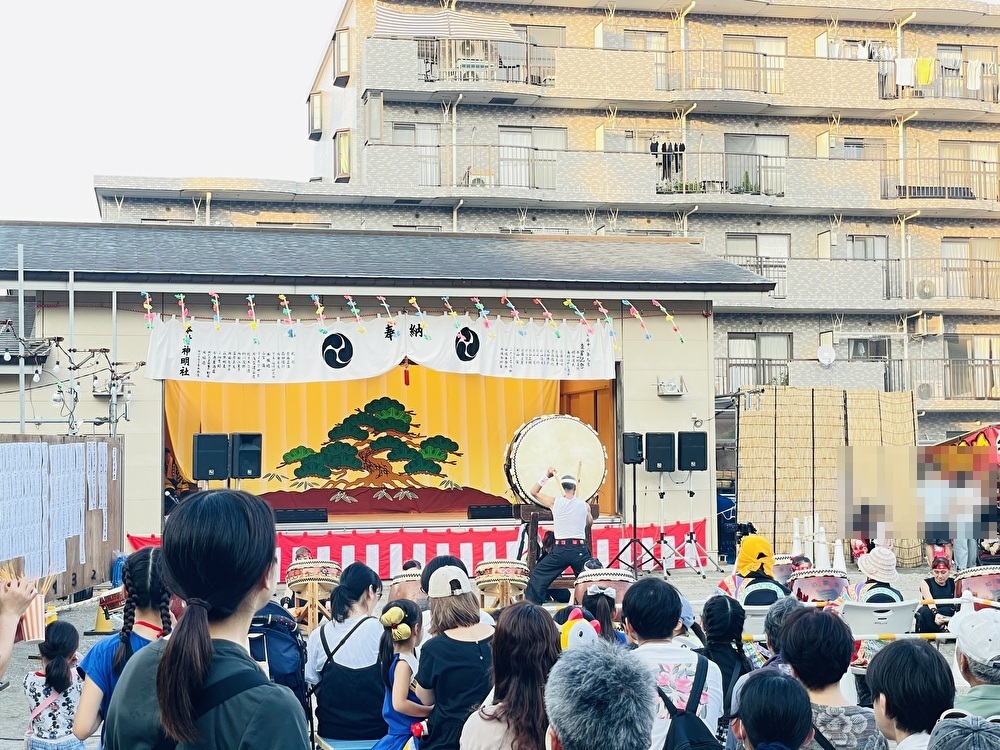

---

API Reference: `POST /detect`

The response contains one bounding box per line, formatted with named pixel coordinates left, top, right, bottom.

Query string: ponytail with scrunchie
left=381, top=606, right=414, bottom=642
left=378, top=598, right=423, bottom=688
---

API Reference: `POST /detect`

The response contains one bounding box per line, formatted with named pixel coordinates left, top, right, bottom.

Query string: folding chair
left=742, top=605, right=770, bottom=640
left=840, top=600, right=920, bottom=675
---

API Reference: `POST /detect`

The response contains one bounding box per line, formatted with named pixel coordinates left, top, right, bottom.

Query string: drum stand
left=291, top=581, right=333, bottom=636
left=610, top=463, right=669, bottom=576
left=667, top=473, right=724, bottom=579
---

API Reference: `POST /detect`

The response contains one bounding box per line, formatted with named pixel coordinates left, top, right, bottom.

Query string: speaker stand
left=610, top=464, right=669, bottom=576
left=670, top=473, right=724, bottom=579
left=652, top=473, right=683, bottom=575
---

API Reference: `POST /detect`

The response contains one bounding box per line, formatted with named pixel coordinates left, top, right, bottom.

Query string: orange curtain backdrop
left=165, top=369, right=559, bottom=498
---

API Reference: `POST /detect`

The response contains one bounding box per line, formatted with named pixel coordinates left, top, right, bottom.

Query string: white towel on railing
left=896, top=57, right=916, bottom=87
left=967, top=61, right=983, bottom=91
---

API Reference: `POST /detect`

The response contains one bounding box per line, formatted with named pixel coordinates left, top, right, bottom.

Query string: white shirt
left=304, top=614, right=383, bottom=684
left=632, top=641, right=724, bottom=750
left=553, top=494, right=589, bottom=539
left=896, top=734, right=931, bottom=750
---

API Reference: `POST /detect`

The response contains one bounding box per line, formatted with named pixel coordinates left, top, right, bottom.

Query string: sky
left=0, top=1, right=334, bottom=222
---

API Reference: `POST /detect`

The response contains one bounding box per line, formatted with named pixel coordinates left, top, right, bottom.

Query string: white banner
left=145, top=313, right=615, bottom=383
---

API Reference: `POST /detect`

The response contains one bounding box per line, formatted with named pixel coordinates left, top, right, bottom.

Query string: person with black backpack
left=248, top=599, right=309, bottom=714
left=695, top=597, right=755, bottom=743
left=622, top=578, right=724, bottom=750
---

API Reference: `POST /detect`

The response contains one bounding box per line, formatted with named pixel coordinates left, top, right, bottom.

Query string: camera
left=736, top=522, right=758, bottom=539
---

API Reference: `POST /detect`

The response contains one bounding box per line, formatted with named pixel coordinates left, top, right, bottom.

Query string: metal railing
left=663, top=49, right=785, bottom=94
left=725, top=255, right=787, bottom=298
left=415, top=38, right=556, bottom=86
left=887, top=358, right=1000, bottom=400
left=715, top=358, right=789, bottom=394
left=880, top=158, right=1000, bottom=201
left=885, top=258, right=1000, bottom=300
left=655, top=152, right=786, bottom=196
left=878, top=59, right=1000, bottom=103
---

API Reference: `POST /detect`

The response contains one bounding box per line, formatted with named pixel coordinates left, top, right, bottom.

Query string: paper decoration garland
left=209, top=292, right=221, bottom=330
left=562, top=298, right=595, bottom=335
left=310, top=294, right=328, bottom=333
left=650, top=299, right=684, bottom=344
left=344, top=295, right=366, bottom=334
left=593, top=300, right=618, bottom=350
left=175, top=294, right=191, bottom=345
left=531, top=298, right=561, bottom=338
left=407, top=297, right=431, bottom=340
left=441, top=296, right=460, bottom=328
left=376, top=295, right=398, bottom=339
left=500, top=297, right=526, bottom=336
left=141, top=292, right=154, bottom=329
left=470, top=297, right=491, bottom=329
left=246, top=295, right=259, bottom=345
left=622, top=299, right=652, bottom=340
left=278, top=295, right=296, bottom=338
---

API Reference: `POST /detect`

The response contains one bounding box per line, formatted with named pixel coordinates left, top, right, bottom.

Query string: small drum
left=388, top=570, right=424, bottom=604
left=574, top=568, right=636, bottom=620
left=788, top=569, right=849, bottom=602
left=99, top=587, right=127, bottom=619
left=504, top=415, right=607, bottom=505
left=772, top=555, right=794, bottom=585
left=475, top=560, right=530, bottom=607
left=286, top=560, right=342, bottom=594
left=956, top=566, right=1000, bottom=610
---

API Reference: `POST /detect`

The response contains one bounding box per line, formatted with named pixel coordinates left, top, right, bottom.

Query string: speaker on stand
left=674, top=431, right=722, bottom=578
left=611, top=433, right=668, bottom=576
left=230, top=433, right=263, bottom=483
left=193, top=434, right=230, bottom=482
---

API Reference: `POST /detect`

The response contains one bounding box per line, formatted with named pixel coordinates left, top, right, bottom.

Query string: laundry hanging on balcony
left=373, top=5, right=522, bottom=42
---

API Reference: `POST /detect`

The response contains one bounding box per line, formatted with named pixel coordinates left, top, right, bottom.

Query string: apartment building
left=95, top=0, right=1000, bottom=443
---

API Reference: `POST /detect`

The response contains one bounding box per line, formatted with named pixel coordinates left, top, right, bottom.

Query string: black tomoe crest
left=322, top=333, right=354, bottom=369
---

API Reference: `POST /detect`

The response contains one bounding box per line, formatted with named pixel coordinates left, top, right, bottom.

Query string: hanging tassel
left=403, top=356, right=410, bottom=386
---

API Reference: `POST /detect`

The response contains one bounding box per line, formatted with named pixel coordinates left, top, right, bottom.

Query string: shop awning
left=373, top=5, right=523, bottom=42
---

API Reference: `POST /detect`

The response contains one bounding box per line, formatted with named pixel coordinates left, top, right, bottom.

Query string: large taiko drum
left=788, top=569, right=849, bottom=603
left=956, top=566, right=1000, bottom=610
left=388, top=570, right=424, bottom=604
left=574, top=568, right=636, bottom=620
left=504, top=415, right=607, bottom=505
left=772, top=555, right=794, bottom=586
left=286, top=560, right=342, bottom=594
left=475, top=560, right=530, bottom=607
left=99, top=587, right=128, bottom=619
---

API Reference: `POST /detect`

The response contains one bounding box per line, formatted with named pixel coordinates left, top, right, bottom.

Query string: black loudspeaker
left=622, top=432, right=644, bottom=465
left=678, top=431, right=709, bottom=471
left=467, top=505, right=516, bottom=520
left=275, top=508, right=328, bottom=524
left=193, top=434, right=230, bottom=480
left=230, top=432, right=263, bottom=479
left=645, top=432, right=676, bottom=472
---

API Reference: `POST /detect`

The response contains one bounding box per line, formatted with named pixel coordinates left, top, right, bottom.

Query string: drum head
left=504, top=415, right=607, bottom=505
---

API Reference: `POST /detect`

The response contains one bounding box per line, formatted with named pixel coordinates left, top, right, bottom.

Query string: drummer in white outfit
left=525, top=466, right=593, bottom=604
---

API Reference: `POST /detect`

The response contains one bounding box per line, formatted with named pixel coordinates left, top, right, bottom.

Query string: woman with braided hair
left=695, top=595, right=755, bottom=742
left=73, top=545, right=172, bottom=745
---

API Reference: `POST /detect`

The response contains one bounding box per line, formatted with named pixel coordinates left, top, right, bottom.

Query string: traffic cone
left=791, top=518, right=803, bottom=556
left=815, top=527, right=831, bottom=568
left=833, top=539, right=847, bottom=572
left=84, top=604, right=118, bottom=636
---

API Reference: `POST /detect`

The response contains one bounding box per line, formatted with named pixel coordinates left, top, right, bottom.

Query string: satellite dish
left=817, top=345, right=836, bottom=367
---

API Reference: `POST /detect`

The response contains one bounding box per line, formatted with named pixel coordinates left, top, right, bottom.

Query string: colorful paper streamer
left=470, top=297, right=491, bottom=330
left=622, top=299, right=652, bottom=340
left=441, top=296, right=460, bottom=328
left=376, top=295, right=398, bottom=339
left=408, top=297, right=430, bottom=340
left=141, top=292, right=154, bottom=329
left=593, top=300, right=618, bottom=350
left=175, top=294, right=191, bottom=345
left=310, top=294, right=328, bottom=334
left=651, top=299, right=684, bottom=344
left=500, top=297, right=526, bottom=336
left=344, top=295, right=366, bottom=334
left=209, top=292, right=221, bottom=330
left=246, top=294, right=259, bottom=345
left=562, top=298, right=594, bottom=335
left=531, top=298, right=561, bottom=338
left=278, top=294, right=296, bottom=338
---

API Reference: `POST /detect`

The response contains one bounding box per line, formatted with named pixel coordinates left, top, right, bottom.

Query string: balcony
left=888, top=359, right=1000, bottom=403
left=879, top=158, right=1000, bottom=202
left=879, top=59, right=1000, bottom=104
left=413, top=38, right=556, bottom=86
left=726, top=256, right=787, bottom=298
left=886, top=258, right=1000, bottom=301
left=715, top=357, right=789, bottom=394
left=662, top=50, right=784, bottom=94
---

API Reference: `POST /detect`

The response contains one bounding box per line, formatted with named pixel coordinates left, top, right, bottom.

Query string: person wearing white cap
left=954, top=609, right=1000, bottom=718
left=524, top=466, right=593, bottom=605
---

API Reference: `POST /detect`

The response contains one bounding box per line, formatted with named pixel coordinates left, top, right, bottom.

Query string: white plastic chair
left=840, top=600, right=920, bottom=675
left=742, top=605, right=770, bottom=640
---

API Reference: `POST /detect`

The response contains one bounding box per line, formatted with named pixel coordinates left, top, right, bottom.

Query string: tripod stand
left=668, top=472, right=724, bottom=579
left=610, top=463, right=669, bottom=576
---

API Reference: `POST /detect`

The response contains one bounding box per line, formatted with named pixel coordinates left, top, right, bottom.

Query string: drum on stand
left=475, top=560, right=530, bottom=608
left=772, top=555, right=794, bottom=586
left=956, top=566, right=1000, bottom=610
left=285, top=560, right=342, bottom=635
left=504, top=415, right=607, bottom=506
left=98, top=587, right=127, bottom=619
left=573, top=568, right=636, bottom=621
left=388, top=570, right=424, bottom=604
left=788, top=569, right=849, bottom=603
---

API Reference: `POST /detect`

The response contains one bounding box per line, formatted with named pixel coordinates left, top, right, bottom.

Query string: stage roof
left=0, top=221, right=774, bottom=295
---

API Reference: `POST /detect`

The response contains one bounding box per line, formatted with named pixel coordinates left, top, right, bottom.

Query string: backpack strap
left=151, top=669, right=269, bottom=750
left=312, top=616, right=374, bottom=696
left=685, top=654, right=709, bottom=713
left=812, top=724, right=837, bottom=750
left=656, top=686, right=681, bottom=719
left=722, top=659, right=742, bottom=716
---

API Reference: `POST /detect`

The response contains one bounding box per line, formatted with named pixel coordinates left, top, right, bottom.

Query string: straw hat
left=857, top=546, right=899, bottom=583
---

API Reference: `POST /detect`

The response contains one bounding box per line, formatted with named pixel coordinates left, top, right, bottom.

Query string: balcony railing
left=885, top=258, right=1000, bottom=300
left=726, top=256, right=788, bottom=298
left=655, top=152, right=787, bottom=196
left=887, top=358, right=1000, bottom=400
left=879, top=59, right=1000, bottom=103
left=663, top=49, right=785, bottom=94
left=415, top=38, right=556, bottom=85
left=880, top=158, right=1000, bottom=201
left=715, top=358, right=789, bottom=394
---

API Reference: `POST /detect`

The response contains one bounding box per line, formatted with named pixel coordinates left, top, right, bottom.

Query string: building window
left=848, top=338, right=889, bottom=360
left=623, top=30, right=667, bottom=51
left=843, top=137, right=887, bottom=160
left=308, top=92, right=323, bottom=142
left=817, top=230, right=832, bottom=260
left=723, top=134, right=788, bottom=196
left=512, top=25, right=565, bottom=47
left=497, top=126, right=566, bottom=190
left=726, top=233, right=789, bottom=298
left=334, top=28, right=351, bottom=84
left=725, top=333, right=791, bottom=389
left=335, top=129, right=351, bottom=182
left=363, top=92, right=383, bottom=144
left=819, top=330, right=834, bottom=348
left=848, top=234, right=888, bottom=260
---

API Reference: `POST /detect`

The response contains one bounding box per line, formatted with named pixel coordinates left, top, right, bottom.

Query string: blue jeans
left=25, top=737, right=86, bottom=750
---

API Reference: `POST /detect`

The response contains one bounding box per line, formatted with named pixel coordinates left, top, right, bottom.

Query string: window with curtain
left=512, top=25, right=565, bottom=47
left=726, top=333, right=791, bottom=389
left=726, top=234, right=789, bottom=297
left=724, top=134, right=787, bottom=195
left=335, top=130, right=351, bottom=181
left=849, top=338, right=890, bottom=360
left=849, top=235, right=888, bottom=260
left=939, top=141, right=1000, bottom=201
left=944, top=334, right=1000, bottom=398
left=723, top=35, right=786, bottom=93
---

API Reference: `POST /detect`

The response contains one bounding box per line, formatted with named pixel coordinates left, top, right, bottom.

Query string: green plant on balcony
left=656, top=180, right=702, bottom=195
left=767, top=371, right=789, bottom=387
left=730, top=170, right=760, bottom=195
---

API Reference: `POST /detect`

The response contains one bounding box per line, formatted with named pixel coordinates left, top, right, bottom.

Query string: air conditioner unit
left=914, top=278, right=938, bottom=300
left=916, top=382, right=934, bottom=400
left=458, top=39, right=484, bottom=59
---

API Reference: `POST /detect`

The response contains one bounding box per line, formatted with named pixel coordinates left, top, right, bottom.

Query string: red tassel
left=403, top=357, right=410, bottom=386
